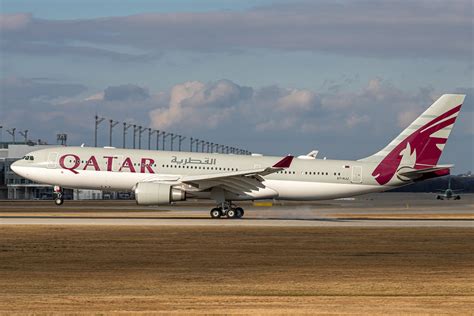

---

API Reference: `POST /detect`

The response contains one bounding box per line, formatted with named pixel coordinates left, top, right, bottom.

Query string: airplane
left=436, top=177, right=462, bottom=200
left=11, top=94, right=465, bottom=219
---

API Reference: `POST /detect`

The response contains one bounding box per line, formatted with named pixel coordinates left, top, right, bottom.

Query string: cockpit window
left=24, top=155, right=34, bottom=161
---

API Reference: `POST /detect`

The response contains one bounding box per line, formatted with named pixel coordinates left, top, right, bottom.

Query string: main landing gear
left=53, top=185, right=64, bottom=206
left=210, top=202, right=244, bottom=219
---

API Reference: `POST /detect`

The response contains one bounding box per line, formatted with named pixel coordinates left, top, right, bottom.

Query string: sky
left=1, top=0, right=473, bottom=172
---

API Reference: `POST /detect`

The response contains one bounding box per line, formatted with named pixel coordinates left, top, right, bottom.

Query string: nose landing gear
left=209, top=202, right=244, bottom=219
left=53, top=185, right=64, bottom=206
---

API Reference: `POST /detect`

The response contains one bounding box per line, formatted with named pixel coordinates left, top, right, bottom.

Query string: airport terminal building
left=0, top=143, right=78, bottom=200
left=0, top=143, right=58, bottom=199
left=0, top=142, right=129, bottom=200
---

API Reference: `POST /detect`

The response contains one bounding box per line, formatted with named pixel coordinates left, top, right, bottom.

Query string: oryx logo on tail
left=359, top=94, right=465, bottom=185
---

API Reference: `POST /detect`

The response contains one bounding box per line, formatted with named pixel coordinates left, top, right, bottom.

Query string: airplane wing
left=180, top=155, right=294, bottom=195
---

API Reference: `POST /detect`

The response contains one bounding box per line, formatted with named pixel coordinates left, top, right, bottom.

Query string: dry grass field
left=0, top=226, right=473, bottom=314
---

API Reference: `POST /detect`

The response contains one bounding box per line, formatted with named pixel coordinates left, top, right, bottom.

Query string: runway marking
left=0, top=216, right=472, bottom=227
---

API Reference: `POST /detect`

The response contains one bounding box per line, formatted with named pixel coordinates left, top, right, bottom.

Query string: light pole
left=170, top=133, right=179, bottom=151
left=148, top=128, right=156, bottom=150
left=109, top=119, right=119, bottom=147
left=122, top=122, right=132, bottom=148
left=195, top=138, right=199, bottom=152
left=162, top=131, right=170, bottom=150
left=132, top=125, right=138, bottom=149
left=155, top=130, right=160, bottom=150
left=138, top=126, right=146, bottom=149
left=19, top=130, right=28, bottom=143
left=6, top=128, right=16, bottom=144
left=94, top=115, right=105, bottom=147
left=178, top=135, right=186, bottom=151
left=190, top=137, right=194, bottom=152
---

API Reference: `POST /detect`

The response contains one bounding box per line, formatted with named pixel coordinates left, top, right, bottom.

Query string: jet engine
left=134, top=182, right=186, bottom=205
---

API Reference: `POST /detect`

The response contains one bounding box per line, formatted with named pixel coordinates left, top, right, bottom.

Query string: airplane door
left=47, top=152, right=58, bottom=169
left=351, top=166, right=362, bottom=183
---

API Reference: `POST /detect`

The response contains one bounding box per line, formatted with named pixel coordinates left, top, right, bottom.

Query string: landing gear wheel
left=226, top=209, right=236, bottom=219
left=53, top=186, right=64, bottom=206
left=210, top=208, right=222, bottom=219
left=235, top=207, right=244, bottom=219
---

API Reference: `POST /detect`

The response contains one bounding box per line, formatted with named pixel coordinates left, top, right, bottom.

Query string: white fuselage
left=11, top=146, right=404, bottom=201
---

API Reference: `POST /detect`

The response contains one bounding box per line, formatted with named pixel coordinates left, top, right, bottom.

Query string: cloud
left=0, top=77, right=87, bottom=105
left=1, top=76, right=471, bottom=170
left=149, top=78, right=404, bottom=134
left=149, top=80, right=252, bottom=130
left=0, top=78, right=154, bottom=145
left=104, top=84, right=150, bottom=101
left=0, top=13, right=31, bottom=31
left=1, top=0, right=471, bottom=61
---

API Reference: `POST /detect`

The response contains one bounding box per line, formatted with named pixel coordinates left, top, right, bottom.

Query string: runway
left=1, top=192, right=472, bottom=227
left=1, top=193, right=473, bottom=314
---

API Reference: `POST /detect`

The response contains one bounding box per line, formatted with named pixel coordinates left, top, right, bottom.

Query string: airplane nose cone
left=10, top=160, right=24, bottom=177
left=10, top=161, right=19, bottom=174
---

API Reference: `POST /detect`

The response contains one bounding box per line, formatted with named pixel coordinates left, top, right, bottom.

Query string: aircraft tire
left=210, top=208, right=222, bottom=219
left=54, top=198, right=64, bottom=206
left=235, top=207, right=244, bottom=218
left=226, top=209, right=236, bottom=219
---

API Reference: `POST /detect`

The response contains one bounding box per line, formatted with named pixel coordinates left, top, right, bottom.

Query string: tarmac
left=0, top=192, right=472, bottom=227
left=1, top=192, right=473, bottom=314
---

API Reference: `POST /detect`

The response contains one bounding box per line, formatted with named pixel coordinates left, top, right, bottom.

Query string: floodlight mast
left=155, top=129, right=160, bottom=150
left=19, top=130, right=28, bottom=143
left=148, top=128, right=157, bottom=150
left=94, top=115, right=105, bottom=147
left=195, top=138, right=200, bottom=152
left=6, top=128, right=16, bottom=144
left=161, top=131, right=170, bottom=150
left=170, top=133, right=179, bottom=151
left=109, top=120, right=119, bottom=147
left=178, top=135, right=186, bottom=151
left=132, top=125, right=138, bottom=149
left=122, top=123, right=132, bottom=148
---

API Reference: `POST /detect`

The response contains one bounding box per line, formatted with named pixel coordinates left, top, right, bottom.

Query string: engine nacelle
left=134, top=182, right=186, bottom=205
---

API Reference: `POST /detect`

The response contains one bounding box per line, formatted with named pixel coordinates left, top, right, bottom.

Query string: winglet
left=273, top=155, right=294, bottom=168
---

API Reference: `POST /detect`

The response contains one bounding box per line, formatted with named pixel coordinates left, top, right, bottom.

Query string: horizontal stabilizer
left=397, top=165, right=453, bottom=180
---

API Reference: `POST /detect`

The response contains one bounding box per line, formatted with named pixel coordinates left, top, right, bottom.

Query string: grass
left=0, top=226, right=473, bottom=314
